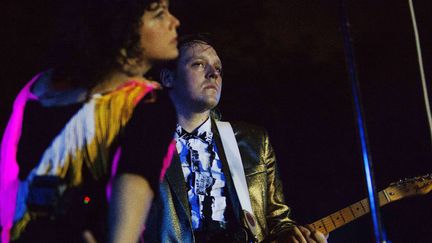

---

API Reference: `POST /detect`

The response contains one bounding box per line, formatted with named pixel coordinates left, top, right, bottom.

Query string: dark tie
left=181, top=130, right=208, bottom=143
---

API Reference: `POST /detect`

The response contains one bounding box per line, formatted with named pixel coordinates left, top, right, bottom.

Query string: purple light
left=0, top=73, right=41, bottom=243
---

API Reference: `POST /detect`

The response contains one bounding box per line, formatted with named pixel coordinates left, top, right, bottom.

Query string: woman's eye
left=154, top=5, right=168, bottom=19
left=155, top=10, right=166, bottom=19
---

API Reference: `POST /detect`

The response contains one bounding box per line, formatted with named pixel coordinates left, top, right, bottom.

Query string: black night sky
left=1, top=1, right=432, bottom=242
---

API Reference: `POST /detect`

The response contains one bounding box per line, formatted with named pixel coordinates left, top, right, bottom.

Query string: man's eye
left=192, top=63, right=204, bottom=68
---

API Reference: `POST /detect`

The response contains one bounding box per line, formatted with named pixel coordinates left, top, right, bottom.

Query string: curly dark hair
left=47, top=0, right=163, bottom=89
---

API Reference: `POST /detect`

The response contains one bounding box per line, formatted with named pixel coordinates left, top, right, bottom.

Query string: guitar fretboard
left=308, top=190, right=392, bottom=234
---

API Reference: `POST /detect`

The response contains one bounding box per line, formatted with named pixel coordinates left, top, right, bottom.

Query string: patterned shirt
left=175, top=119, right=227, bottom=230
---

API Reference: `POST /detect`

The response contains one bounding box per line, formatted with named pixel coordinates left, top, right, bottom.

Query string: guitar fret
left=363, top=199, right=371, bottom=213
left=349, top=204, right=360, bottom=217
left=379, top=191, right=391, bottom=205
left=310, top=221, right=328, bottom=234
left=339, top=210, right=346, bottom=223
left=320, top=219, right=329, bottom=233
left=348, top=205, right=356, bottom=219
left=329, top=211, right=346, bottom=228
left=359, top=199, right=366, bottom=213
left=349, top=202, right=366, bottom=218
left=329, top=214, right=337, bottom=228
left=382, top=190, right=390, bottom=202
left=324, top=217, right=335, bottom=232
left=340, top=207, right=354, bottom=222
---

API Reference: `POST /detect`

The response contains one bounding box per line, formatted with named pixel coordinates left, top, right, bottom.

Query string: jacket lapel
left=165, top=153, right=191, bottom=219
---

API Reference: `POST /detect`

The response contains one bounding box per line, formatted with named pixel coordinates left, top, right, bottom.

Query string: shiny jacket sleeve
left=232, top=122, right=295, bottom=242
left=262, top=130, right=296, bottom=241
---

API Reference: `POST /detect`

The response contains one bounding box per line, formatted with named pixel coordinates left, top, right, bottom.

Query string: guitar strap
left=215, top=121, right=258, bottom=240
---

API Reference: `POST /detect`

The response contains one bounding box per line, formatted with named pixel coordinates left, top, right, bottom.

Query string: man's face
left=170, top=42, right=223, bottom=113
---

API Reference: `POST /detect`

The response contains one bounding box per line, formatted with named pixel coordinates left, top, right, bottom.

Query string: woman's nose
left=170, top=13, right=180, bottom=29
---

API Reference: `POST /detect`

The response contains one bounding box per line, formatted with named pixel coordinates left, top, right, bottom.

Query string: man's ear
left=160, top=68, right=174, bottom=88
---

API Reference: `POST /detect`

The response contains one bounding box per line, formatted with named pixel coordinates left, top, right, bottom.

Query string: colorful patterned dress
left=0, top=72, right=174, bottom=242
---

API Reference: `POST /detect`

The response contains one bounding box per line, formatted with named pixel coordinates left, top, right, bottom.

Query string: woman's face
left=140, top=0, right=180, bottom=62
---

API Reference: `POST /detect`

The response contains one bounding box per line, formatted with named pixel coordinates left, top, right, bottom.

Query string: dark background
left=1, top=1, right=431, bottom=242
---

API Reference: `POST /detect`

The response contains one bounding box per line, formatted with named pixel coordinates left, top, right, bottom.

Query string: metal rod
left=339, top=1, right=388, bottom=242
left=408, top=0, right=432, bottom=146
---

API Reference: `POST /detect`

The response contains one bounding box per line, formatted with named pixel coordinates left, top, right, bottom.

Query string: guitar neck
left=308, top=189, right=393, bottom=234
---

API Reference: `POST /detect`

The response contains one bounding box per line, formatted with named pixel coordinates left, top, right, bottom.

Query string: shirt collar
left=176, top=118, right=213, bottom=143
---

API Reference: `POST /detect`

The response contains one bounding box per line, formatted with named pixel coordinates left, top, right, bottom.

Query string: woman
left=0, top=0, right=179, bottom=242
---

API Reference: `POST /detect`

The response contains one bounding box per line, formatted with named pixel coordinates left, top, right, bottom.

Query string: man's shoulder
left=218, top=120, right=268, bottom=139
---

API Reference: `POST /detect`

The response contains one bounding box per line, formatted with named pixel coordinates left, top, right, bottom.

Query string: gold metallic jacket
left=144, top=120, right=295, bottom=242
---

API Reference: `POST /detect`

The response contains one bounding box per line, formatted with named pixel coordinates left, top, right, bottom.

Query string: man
left=144, top=35, right=327, bottom=242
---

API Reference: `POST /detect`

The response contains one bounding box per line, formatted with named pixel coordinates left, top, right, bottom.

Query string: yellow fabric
left=75, top=82, right=153, bottom=184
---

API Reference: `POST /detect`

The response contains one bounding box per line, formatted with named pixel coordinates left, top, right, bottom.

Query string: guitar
left=308, top=174, right=432, bottom=234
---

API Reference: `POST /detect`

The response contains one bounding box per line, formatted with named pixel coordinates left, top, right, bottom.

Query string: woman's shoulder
left=31, top=70, right=88, bottom=107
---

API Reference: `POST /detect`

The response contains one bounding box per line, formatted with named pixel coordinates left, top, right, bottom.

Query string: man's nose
left=206, top=66, right=219, bottom=80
